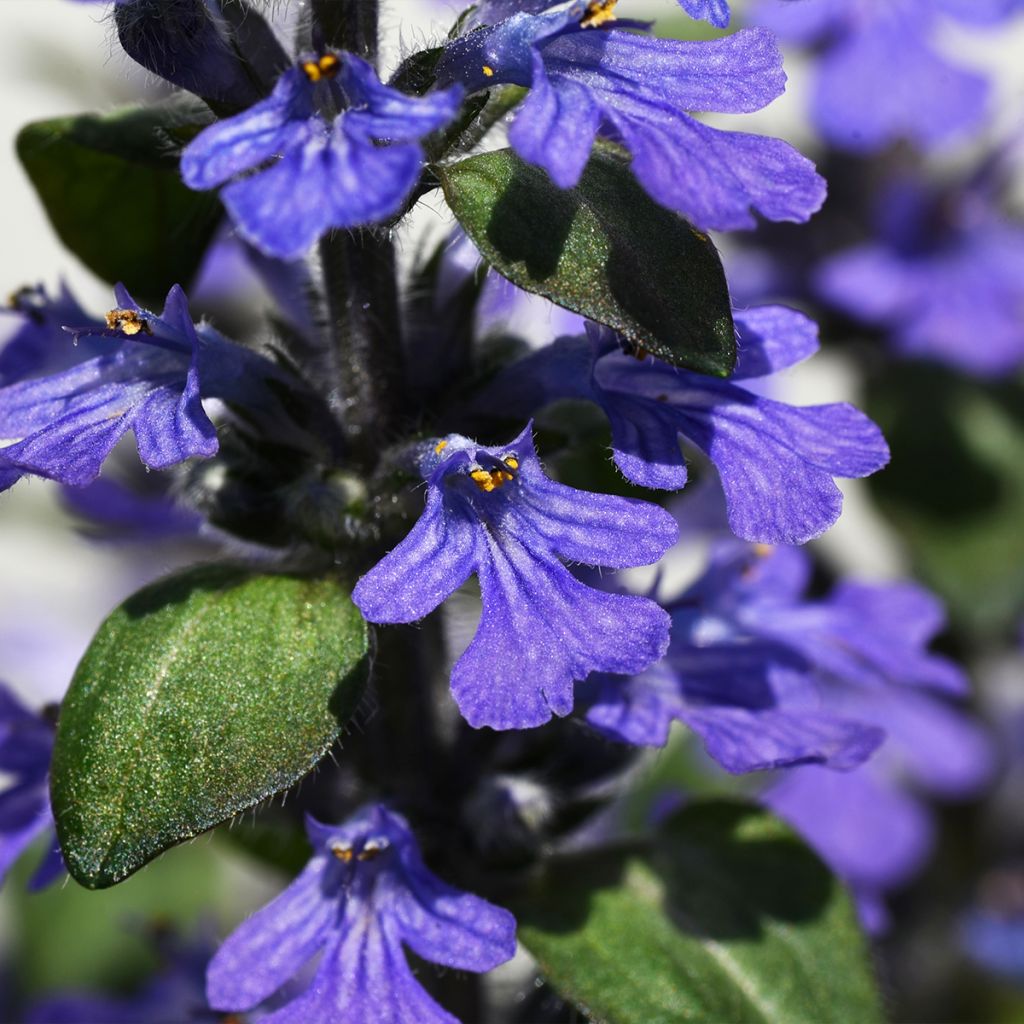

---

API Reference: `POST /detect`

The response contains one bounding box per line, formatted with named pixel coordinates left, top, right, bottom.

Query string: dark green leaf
left=438, top=146, right=736, bottom=376
left=518, top=801, right=883, bottom=1024
left=51, top=566, right=369, bottom=889
left=866, top=363, right=1024, bottom=636
left=16, top=104, right=221, bottom=304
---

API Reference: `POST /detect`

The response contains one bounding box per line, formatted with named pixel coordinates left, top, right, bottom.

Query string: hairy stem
left=319, top=228, right=408, bottom=467
left=312, top=0, right=379, bottom=62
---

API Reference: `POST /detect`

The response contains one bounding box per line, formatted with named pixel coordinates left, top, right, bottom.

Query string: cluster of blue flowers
left=1, top=0, right=1016, bottom=1019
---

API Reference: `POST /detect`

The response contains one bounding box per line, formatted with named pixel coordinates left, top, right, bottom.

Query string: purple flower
left=750, top=0, right=1016, bottom=151
left=816, top=175, right=1024, bottom=376
left=584, top=541, right=970, bottom=776
left=0, top=284, right=281, bottom=493
left=481, top=310, right=889, bottom=544
left=436, top=6, right=825, bottom=231
left=181, top=52, right=461, bottom=259
left=0, top=684, right=63, bottom=890
left=0, top=284, right=103, bottom=387
left=352, top=426, right=676, bottom=730
left=207, top=805, right=516, bottom=1024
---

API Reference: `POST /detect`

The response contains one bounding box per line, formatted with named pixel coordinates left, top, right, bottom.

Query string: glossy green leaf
left=51, top=566, right=369, bottom=889
left=16, top=104, right=221, bottom=303
left=438, top=146, right=736, bottom=376
left=519, top=801, right=883, bottom=1024
left=866, top=364, right=1024, bottom=636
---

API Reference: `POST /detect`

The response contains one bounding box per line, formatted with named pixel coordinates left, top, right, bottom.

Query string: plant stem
left=312, top=0, right=379, bottom=62
left=319, top=228, right=408, bottom=468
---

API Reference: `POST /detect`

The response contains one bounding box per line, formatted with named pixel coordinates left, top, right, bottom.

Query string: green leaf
left=16, top=104, right=221, bottom=303
left=438, top=146, right=736, bottom=377
left=866, top=364, right=1024, bottom=636
left=51, top=566, right=369, bottom=889
left=518, top=801, right=883, bottom=1024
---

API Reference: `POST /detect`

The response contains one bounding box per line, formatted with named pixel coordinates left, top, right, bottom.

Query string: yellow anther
left=435, top=439, right=449, bottom=454
left=503, top=456, right=519, bottom=470
left=357, top=838, right=388, bottom=862
left=105, top=309, right=151, bottom=336
left=581, top=0, right=617, bottom=28
left=482, top=64, right=495, bottom=77
left=330, top=841, right=354, bottom=863
left=753, top=543, right=774, bottom=558
left=302, top=53, right=341, bottom=82
left=470, top=467, right=514, bottom=493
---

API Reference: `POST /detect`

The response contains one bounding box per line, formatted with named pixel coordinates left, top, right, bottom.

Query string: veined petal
left=343, top=54, right=462, bottom=139
left=453, top=535, right=669, bottom=729
left=683, top=706, right=884, bottom=773
left=206, top=857, right=336, bottom=1011
left=259, top=921, right=458, bottom=1024
left=512, top=443, right=678, bottom=567
left=221, top=126, right=424, bottom=260
left=508, top=51, right=602, bottom=189
left=731, top=306, right=819, bottom=379
left=353, top=488, right=480, bottom=624
left=544, top=27, right=785, bottom=115
left=387, top=857, right=516, bottom=971
left=610, top=110, right=826, bottom=231
left=678, top=0, right=731, bottom=27
left=180, top=68, right=316, bottom=190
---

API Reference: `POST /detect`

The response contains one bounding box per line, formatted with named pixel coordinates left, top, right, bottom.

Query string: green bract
left=519, top=802, right=883, bottom=1024
left=17, top=104, right=221, bottom=304
left=438, top=145, right=737, bottom=378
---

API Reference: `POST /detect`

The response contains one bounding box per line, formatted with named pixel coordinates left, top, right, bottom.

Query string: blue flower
left=0, top=284, right=284, bottom=494
left=437, top=4, right=824, bottom=230
left=750, top=0, right=1018, bottom=151
left=207, top=805, right=517, bottom=1024
left=181, top=53, right=462, bottom=259
left=584, top=541, right=971, bottom=776
left=352, top=426, right=677, bottom=730
left=816, top=173, right=1024, bottom=376
left=1, top=283, right=103, bottom=387
left=482, top=308, right=889, bottom=544
left=0, top=683, right=63, bottom=890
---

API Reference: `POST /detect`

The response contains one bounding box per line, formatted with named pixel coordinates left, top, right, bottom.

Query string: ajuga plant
left=0, top=1, right=1000, bottom=1021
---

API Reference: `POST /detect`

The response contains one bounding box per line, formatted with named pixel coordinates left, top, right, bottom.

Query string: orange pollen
left=330, top=842, right=354, bottom=863
left=302, top=53, right=341, bottom=82
left=470, top=461, right=516, bottom=492
left=753, top=543, right=774, bottom=558
left=105, top=309, right=151, bottom=336
left=581, top=0, right=617, bottom=28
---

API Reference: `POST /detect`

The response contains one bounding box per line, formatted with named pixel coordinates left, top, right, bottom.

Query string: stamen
left=434, top=439, right=449, bottom=454
left=357, top=836, right=390, bottom=861
left=581, top=0, right=617, bottom=28
left=330, top=840, right=354, bottom=863
left=753, top=543, right=774, bottom=558
left=301, top=53, right=342, bottom=82
left=482, top=65, right=495, bottom=77
left=503, top=456, right=519, bottom=470
left=470, top=466, right=515, bottom=492
left=105, top=309, right=151, bottom=337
